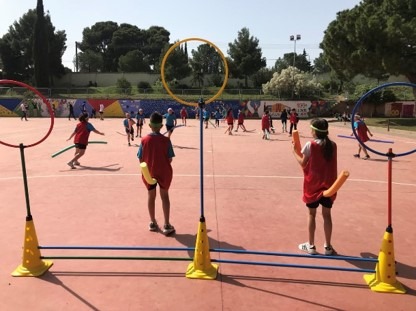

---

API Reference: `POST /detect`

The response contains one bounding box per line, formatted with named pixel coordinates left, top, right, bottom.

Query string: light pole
left=289, top=34, right=301, bottom=67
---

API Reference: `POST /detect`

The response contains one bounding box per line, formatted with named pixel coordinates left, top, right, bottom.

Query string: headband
left=149, top=122, right=162, bottom=128
left=310, top=125, right=328, bottom=133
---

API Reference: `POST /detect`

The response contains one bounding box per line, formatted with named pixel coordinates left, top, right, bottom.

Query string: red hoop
left=0, top=79, right=54, bottom=148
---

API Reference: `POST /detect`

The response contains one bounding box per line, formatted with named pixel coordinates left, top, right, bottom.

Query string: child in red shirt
left=66, top=113, right=104, bottom=169
left=292, top=118, right=337, bottom=256
left=137, top=112, right=176, bottom=235
left=261, top=110, right=271, bottom=139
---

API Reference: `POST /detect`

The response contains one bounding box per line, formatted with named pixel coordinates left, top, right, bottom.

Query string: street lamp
left=289, top=34, right=301, bottom=67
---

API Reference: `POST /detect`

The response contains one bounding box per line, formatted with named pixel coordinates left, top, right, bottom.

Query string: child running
left=261, top=110, right=271, bottom=140
left=163, top=108, right=177, bottom=138
left=137, top=112, right=175, bottom=235
left=180, top=106, right=188, bottom=126
left=224, top=108, right=234, bottom=135
left=235, top=110, right=247, bottom=132
left=351, top=115, right=373, bottom=159
left=66, top=113, right=105, bottom=169
left=124, top=112, right=136, bottom=146
left=136, top=108, right=146, bottom=138
left=292, top=118, right=337, bottom=255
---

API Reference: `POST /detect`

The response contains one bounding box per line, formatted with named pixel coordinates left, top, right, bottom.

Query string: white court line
left=0, top=173, right=415, bottom=187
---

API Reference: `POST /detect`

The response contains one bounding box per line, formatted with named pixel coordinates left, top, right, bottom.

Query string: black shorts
left=75, top=143, right=87, bottom=150
left=125, top=128, right=134, bottom=134
left=306, top=196, right=333, bottom=209
left=166, top=125, right=175, bottom=132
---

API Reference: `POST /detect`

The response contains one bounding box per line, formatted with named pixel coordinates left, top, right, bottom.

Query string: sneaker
left=324, top=245, right=336, bottom=256
left=353, top=154, right=360, bottom=158
left=73, top=161, right=80, bottom=166
left=363, top=155, right=370, bottom=160
left=67, top=161, right=76, bottom=169
left=148, top=222, right=158, bottom=232
left=299, top=242, right=317, bottom=255
left=162, top=224, right=175, bottom=236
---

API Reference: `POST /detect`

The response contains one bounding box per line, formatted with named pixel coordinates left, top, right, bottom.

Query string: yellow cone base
left=12, top=219, right=53, bottom=277
left=185, top=220, right=218, bottom=280
left=364, top=274, right=406, bottom=294
left=12, top=260, right=53, bottom=277
left=186, top=262, right=218, bottom=280
left=363, top=229, right=406, bottom=294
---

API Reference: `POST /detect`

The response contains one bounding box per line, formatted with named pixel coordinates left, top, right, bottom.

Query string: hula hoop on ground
left=351, top=82, right=416, bottom=157
left=160, top=38, right=228, bottom=107
left=51, top=141, right=108, bottom=158
left=0, top=79, right=54, bottom=148
left=337, top=135, right=394, bottom=144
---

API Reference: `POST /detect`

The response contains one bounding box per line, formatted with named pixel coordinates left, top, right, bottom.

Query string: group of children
left=65, top=104, right=374, bottom=250
left=261, top=108, right=299, bottom=140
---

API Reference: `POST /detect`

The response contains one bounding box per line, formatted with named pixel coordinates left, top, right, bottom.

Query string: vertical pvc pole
left=19, top=143, right=32, bottom=220
left=387, top=148, right=393, bottom=229
left=198, top=100, right=205, bottom=221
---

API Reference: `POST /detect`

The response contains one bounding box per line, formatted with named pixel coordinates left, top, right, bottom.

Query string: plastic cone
left=186, top=220, right=218, bottom=280
left=12, top=219, right=53, bottom=277
left=363, top=228, right=406, bottom=293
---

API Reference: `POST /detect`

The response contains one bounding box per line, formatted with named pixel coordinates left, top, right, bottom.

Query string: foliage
left=274, top=49, right=312, bottom=73
left=118, top=50, right=150, bottom=72
left=227, top=28, right=266, bottom=87
left=33, top=0, right=49, bottom=87
left=262, top=66, right=323, bottom=99
left=321, top=0, right=416, bottom=84
left=160, top=42, right=191, bottom=82
left=0, top=8, right=66, bottom=83
left=116, top=77, right=132, bottom=94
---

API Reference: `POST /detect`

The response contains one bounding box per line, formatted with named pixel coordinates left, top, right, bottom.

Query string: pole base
left=364, top=274, right=406, bottom=294
left=12, top=260, right=53, bottom=277
left=186, top=262, right=218, bottom=280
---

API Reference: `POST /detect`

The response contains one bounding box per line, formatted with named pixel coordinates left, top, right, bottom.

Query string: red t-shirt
left=74, top=121, right=94, bottom=145
left=238, top=112, right=245, bottom=124
left=226, top=112, right=234, bottom=125
left=139, top=133, right=174, bottom=190
left=261, top=114, right=269, bottom=130
left=303, top=141, right=337, bottom=203
left=355, top=121, right=370, bottom=142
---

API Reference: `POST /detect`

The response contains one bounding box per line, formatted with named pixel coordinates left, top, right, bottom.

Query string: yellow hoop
left=161, top=37, right=228, bottom=107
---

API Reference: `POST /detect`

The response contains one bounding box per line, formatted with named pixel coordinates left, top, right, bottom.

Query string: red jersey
left=261, top=114, right=269, bottom=130
left=138, top=133, right=174, bottom=190
left=289, top=112, right=299, bottom=124
left=303, top=141, right=337, bottom=203
left=226, top=112, right=234, bottom=124
left=355, top=120, right=370, bottom=142
left=74, top=121, right=94, bottom=145
left=180, top=108, right=187, bottom=118
left=238, top=112, right=245, bottom=124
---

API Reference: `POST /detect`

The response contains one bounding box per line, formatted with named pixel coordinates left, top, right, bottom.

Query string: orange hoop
left=160, top=37, right=228, bottom=106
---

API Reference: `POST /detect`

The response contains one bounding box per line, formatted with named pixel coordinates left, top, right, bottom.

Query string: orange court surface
left=0, top=116, right=415, bottom=311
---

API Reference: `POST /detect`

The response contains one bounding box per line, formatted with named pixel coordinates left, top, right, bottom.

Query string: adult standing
left=99, top=103, right=105, bottom=120
left=280, top=109, right=288, bottom=133
left=68, top=102, right=76, bottom=120
left=20, top=102, right=28, bottom=121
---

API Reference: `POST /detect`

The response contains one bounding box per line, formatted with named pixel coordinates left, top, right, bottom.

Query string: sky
left=0, top=0, right=362, bottom=71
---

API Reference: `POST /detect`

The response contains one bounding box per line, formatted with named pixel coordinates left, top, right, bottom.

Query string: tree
left=321, top=0, right=416, bottom=84
left=189, top=43, right=224, bottom=87
left=274, top=49, right=312, bottom=73
left=0, top=8, right=66, bottom=83
left=313, top=53, right=331, bottom=75
left=262, top=66, right=322, bottom=99
left=80, top=21, right=119, bottom=72
left=228, top=28, right=266, bottom=87
left=144, top=26, right=170, bottom=72
left=118, top=50, right=150, bottom=72
left=33, top=0, right=49, bottom=87
left=160, top=42, right=191, bottom=82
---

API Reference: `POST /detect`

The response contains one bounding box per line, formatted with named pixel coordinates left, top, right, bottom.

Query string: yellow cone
left=363, top=229, right=406, bottom=293
left=12, top=219, right=53, bottom=277
left=186, top=220, right=218, bottom=280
